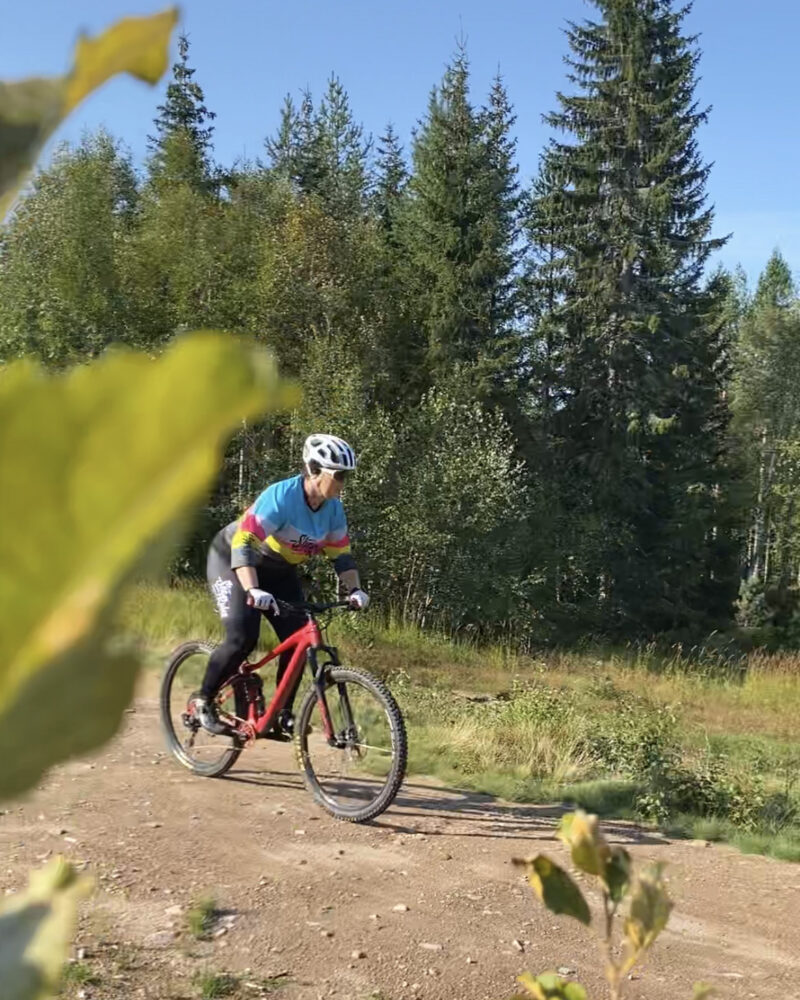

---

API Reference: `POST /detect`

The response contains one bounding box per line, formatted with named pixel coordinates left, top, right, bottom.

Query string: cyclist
left=192, top=433, right=369, bottom=736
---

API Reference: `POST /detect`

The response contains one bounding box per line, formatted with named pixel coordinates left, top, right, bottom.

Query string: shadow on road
left=222, top=766, right=667, bottom=846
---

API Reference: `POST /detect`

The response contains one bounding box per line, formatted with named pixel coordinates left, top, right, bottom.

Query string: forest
left=2, top=0, right=798, bottom=648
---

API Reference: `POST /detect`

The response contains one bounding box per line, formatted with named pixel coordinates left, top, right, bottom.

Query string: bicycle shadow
left=222, top=767, right=667, bottom=847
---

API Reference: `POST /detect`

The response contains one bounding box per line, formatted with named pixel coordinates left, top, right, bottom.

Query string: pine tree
left=265, top=90, right=319, bottom=192
left=523, top=151, right=568, bottom=428
left=293, top=90, right=320, bottom=194
left=402, top=47, right=522, bottom=398
left=313, top=75, right=370, bottom=217
left=366, top=121, right=424, bottom=409
left=264, top=94, right=300, bottom=178
left=753, top=248, right=795, bottom=310
left=147, top=33, right=217, bottom=193
left=479, top=74, right=521, bottom=346
left=265, top=79, right=369, bottom=218
left=520, top=151, right=573, bottom=608
left=527, top=0, right=736, bottom=633
left=373, top=123, right=407, bottom=233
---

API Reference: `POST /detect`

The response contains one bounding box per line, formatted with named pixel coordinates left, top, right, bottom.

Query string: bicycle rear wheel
left=296, top=666, right=407, bottom=822
left=160, top=641, right=242, bottom=778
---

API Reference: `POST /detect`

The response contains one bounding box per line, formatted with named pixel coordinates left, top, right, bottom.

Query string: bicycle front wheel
left=296, top=667, right=407, bottom=823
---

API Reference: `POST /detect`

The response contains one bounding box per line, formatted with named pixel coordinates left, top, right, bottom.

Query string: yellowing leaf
left=624, top=862, right=673, bottom=953
left=557, top=811, right=630, bottom=902
left=516, top=971, right=588, bottom=1000
left=0, top=333, right=299, bottom=801
left=558, top=810, right=609, bottom=876
left=513, top=855, right=591, bottom=926
left=0, top=8, right=178, bottom=218
left=0, top=858, right=91, bottom=1000
left=65, top=10, right=179, bottom=112
left=692, top=984, right=716, bottom=1000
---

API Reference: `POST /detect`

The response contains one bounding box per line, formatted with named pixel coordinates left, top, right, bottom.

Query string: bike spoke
left=300, top=671, right=402, bottom=817
left=166, top=647, right=238, bottom=769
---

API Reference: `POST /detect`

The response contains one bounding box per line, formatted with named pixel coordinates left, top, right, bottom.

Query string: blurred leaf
left=556, top=811, right=630, bottom=902
left=516, top=971, right=588, bottom=1000
left=691, top=985, right=715, bottom=1000
left=604, top=846, right=632, bottom=904
left=624, top=862, right=673, bottom=952
left=558, top=810, right=608, bottom=876
left=0, top=332, right=299, bottom=801
left=513, top=855, right=591, bottom=926
left=65, top=10, right=178, bottom=112
left=0, top=858, right=91, bottom=1000
left=0, top=8, right=178, bottom=217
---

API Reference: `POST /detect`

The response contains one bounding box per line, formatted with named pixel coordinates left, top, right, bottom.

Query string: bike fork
left=309, top=646, right=351, bottom=746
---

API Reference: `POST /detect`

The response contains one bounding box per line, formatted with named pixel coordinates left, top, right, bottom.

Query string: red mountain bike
left=160, top=599, right=407, bottom=823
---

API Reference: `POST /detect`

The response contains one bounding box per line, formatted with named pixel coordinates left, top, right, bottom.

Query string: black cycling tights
left=201, top=533, right=306, bottom=708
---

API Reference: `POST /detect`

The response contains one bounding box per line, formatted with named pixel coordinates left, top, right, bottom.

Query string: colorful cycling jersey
left=224, top=475, right=355, bottom=573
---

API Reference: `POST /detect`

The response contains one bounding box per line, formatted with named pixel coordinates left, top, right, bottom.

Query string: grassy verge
left=123, top=581, right=800, bottom=862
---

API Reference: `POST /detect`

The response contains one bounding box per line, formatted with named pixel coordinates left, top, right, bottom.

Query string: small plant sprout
left=511, top=810, right=714, bottom=1000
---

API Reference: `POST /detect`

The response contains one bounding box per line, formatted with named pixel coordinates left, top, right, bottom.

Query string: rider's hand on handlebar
left=247, top=588, right=279, bottom=614
left=348, top=588, right=369, bottom=611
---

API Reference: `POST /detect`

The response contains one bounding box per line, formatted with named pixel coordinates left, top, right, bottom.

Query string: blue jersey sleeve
left=230, top=483, right=285, bottom=569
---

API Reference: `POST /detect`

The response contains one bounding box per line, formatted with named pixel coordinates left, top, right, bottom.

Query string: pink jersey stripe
left=239, top=511, right=267, bottom=541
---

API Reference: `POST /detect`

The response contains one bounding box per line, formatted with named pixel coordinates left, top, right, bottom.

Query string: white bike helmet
left=302, top=433, right=357, bottom=472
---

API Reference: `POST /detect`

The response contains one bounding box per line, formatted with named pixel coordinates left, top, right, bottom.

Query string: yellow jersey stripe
left=266, top=534, right=307, bottom=565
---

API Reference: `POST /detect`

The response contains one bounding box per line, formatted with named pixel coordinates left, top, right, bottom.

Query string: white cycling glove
left=248, top=588, right=279, bottom=614
left=348, top=588, right=370, bottom=611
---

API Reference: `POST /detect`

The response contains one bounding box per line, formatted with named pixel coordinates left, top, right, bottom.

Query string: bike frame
left=217, top=614, right=340, bottom=740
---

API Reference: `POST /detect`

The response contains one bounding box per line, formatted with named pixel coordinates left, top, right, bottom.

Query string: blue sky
left=4, top=0, right=799, bottom=285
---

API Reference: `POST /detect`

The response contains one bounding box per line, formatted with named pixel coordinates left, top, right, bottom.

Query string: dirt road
left=2, top=689, right=798, bottom=1000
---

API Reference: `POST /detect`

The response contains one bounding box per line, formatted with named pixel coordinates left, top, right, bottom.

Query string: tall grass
left=121, top=582, right=800, bottom=860
left=121, top=580, right=278, bottom=653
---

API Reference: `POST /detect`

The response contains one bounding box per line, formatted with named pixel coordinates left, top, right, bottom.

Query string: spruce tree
left=264, top=94, right=300, bottom=179
left=527, top=0, right=736, bottom=633
left=752, top=248, right=795, bottom=310
left=373, top=123, right=407, bottom=233
left=367, top=122, right=426, bottom=411
left=265, top=89, right=318, bottom=192
left=523, top=151, right=567, bottom=429
left=313, top=75, right=370, bottom=217
left=479, top=74, right=521, bottom=346
left=147, top=33, right=217, bottom=193
left=402, top=47, right=522, bottom=399
left=265, top=79, right=369, bottom=218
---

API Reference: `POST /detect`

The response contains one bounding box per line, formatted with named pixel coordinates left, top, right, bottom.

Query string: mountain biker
left=192, top=433, right=369, bottom=736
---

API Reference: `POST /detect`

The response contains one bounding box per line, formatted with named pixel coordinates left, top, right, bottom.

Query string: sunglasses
left=324, top=469, right=350, bottom=483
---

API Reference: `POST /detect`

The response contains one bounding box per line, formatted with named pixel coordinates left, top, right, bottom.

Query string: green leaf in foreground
left=0, top=8, right=178, bottom=218
left=624, top=862, right=673, bottom=953
left=604, top=845, right=632, bottom=904
left=513, top=856, right=591, bottom=926
left=0, top=858, right=91, bottom=1000
left=0, top=332, right=298, bottom=801
left=515, top=971, right=588, bottom=1000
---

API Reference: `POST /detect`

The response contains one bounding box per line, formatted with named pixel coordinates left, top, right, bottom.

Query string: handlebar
left=274, top=598, right=352, bottom=616
left=244, top=592, right=355, bottom=616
